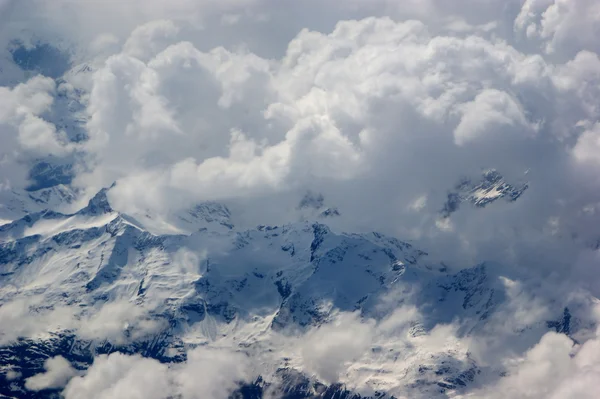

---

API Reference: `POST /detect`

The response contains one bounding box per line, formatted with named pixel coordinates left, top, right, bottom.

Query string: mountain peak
left=441, top=169, right=528, bottom=218
left=298, top=191, right=341, bottom=221
left=81, top=186, right=113, bottom=215
left=298, top=191, right=325, bottom=210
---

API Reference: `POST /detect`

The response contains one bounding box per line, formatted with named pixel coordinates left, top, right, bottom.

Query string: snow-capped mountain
left=0, top=185, right=592, bottom=399
left=0, top=47, right=588, bottom=393
left=0, top=185, right=77, bottom=226
left=297, top=191, right=342, bottom=220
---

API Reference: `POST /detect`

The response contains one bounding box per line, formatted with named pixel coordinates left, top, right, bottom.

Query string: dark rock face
left=547, top=307, right=572, bottom=335
left=82, top=188, right=113, bottom=216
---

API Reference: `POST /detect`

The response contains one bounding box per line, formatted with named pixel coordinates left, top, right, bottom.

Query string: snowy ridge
left=0, top=185, right=77, bottom=227
left=127, top=201, right=235, bottom=236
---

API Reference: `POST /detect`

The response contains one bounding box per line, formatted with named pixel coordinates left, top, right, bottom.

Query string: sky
left=1, top=0, right=600, bottom=397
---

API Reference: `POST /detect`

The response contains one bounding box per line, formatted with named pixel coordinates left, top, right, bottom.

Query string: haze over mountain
left=1, top=0, right=600, bottom=398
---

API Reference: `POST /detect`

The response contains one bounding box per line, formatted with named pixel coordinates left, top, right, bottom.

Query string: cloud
left=1, top=2, right=600, bottom=268
left=0, top=297, right=163, bottom=347
left=122, top=20, right=181, bottom=63
left=78, top=300, right=165, bottom=346
left=515, top=0, right=600, bottom=58
left=280, top=306, right=467, bottom=396
left=61, top=348, right=249, bottom=399
left=5, top=369, right=22, bottom=381
left=173, top=347, right=250, bottom=399
left=0, top=75, right=75, bottom=188
left=573, top=123, right=600, bottom=166
left=62, top=353, right=171, bottom=399
left=463, top=330, right=600, bottom=399
left=454, top=89, right=536, bottom=145
left=0, top=298, right=76, bottom=345
left=25, top=356, right=77, bottom=391
left=299, top=312, right=375, bottom=384
left=49, top=11, right=597, bottom=289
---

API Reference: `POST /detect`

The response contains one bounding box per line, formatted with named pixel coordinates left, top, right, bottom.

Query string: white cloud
left=62, top=348, right=249, bottom=399
left=0, top=297, right=162, bottom=347
left=463, top=330, right=600, bottom=399
left=516, top=0, right=600, bottom=58
left=78, top=301, right=165, bottom=346
left=0, top=77, right=70, bottom=147
left=123, top=20, right=181, bottom=63
left=0, top=75, right=77, bottom=189
left=454, top=89, right=535, bottom=145
left=0, top=298, right=76, bottom=345
left=62, top=353, right=171, bottom=399
left=5, top=369, right=22, bottom=381
left=174, top=347, right=250, bottom=399
left=54, top=13, right=596, bottom=285
left=300, top=312, right=375, bottom=384
left=573, top=122, right=600, bottom=166
left=25, top=356, right=77, bottom=391
left=78, top=16, right=530, bottom=211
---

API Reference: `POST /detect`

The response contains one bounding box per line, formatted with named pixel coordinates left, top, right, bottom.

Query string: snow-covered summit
left=441, top=169, right=528, bottom=218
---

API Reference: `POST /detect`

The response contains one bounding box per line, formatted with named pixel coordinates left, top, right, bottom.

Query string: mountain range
left=0, top=182, right=592, bottom=399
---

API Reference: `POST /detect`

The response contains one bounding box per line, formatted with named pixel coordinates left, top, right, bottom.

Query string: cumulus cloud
left=79, top=17, right=513, bottom=208
left=282, top=291, right=599, bottom=397
left=173, top=347, right=250, bottom=399
left=62, top=353, right=172, bottom=399
left=515, top=0, right=600, bottom=58
left=5, top=369, right=22, bottom=381
left=0, top=75, right=75, bottom=188
left=0, top=298, right=76, bottom=345
left=0, top=297, right=163, bottom=347
left=25, top=356, right=77, bottom=391
left=278, top=306, right=468, bottom=395
left=453, top=89, right=537, bottom=145
left=51, top=10, right=597, bottom=292
left=78, top=300, right=165, bottom=345
left=463, top=330, right=600, bottom=399
left=300, top=312, right=375, bottom=383
left=573, top=122, right=600, bottom=167
left=61, top=348, right=249, bottom=399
